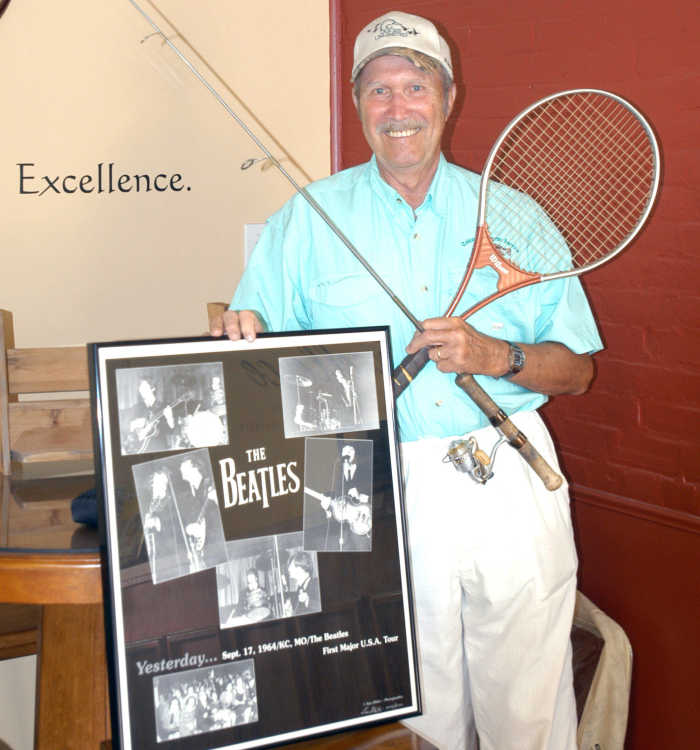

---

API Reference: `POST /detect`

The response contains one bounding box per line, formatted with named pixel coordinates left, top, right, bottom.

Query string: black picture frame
left=90, top=327, right=420, bottom=750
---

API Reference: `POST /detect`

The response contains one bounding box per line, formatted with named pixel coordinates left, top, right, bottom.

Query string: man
left=286, top=551, right=322, bottom=614
left=179, top=454, right=227, bottom=572
left=122, top=376, right=175, bottom=454
left=304, top=440, right=372, bottom=552
left=235, top=568, right=272, bottom=621
left=142, top=467, right=188, bottom=583
left=210, top=11, right=601, bottom=749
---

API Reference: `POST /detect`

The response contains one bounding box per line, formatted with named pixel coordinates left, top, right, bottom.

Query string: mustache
left=377, top=118, right=426, bottom=134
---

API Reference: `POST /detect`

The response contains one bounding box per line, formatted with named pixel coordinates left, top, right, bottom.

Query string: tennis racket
left=393, top=89, right=660, bottom=396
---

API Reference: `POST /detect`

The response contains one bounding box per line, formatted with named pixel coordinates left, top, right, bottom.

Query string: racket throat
left=474, top=225, right=539, bottom=290
left=446, top=225, right=538, bottom=318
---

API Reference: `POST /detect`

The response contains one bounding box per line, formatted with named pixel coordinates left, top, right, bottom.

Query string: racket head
left=476, top=89, right=660, bottom=281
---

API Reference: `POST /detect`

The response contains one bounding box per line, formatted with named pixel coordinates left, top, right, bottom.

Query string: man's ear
left=446, top=83, right=457, bottom=118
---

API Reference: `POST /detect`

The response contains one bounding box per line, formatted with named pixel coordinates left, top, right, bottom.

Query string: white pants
left=401, top=411, right=578, bottom=750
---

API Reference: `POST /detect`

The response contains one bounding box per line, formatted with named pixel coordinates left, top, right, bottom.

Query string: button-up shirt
left=232, top=155, right=602, bottom=441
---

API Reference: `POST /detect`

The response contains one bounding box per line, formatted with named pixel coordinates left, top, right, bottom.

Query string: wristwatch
left=504, top=342, right=526, bottom=378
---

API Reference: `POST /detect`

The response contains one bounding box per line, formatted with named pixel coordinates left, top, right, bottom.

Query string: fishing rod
left=126, top=0, right=562, bottom=490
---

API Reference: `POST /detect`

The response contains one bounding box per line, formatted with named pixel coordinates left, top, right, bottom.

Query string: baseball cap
left=351, top=10, right=453, bottom=82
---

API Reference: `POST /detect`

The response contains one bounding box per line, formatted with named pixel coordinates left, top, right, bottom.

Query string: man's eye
left=411, top=85, right=424, bottom=92
left=372, top=87, right=387, bottom=95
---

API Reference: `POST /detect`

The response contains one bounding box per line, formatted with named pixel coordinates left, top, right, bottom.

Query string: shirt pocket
left=307, top=272, right=381, bottom=328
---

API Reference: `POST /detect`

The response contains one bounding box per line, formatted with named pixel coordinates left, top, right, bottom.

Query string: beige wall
left=1, top=0, right=330, bottom=347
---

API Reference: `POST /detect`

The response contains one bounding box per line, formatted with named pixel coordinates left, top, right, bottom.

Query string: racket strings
left=485, top=91, right=656, bottom=274
left=495, top=107, right=650, bottom=262
left=513, top=95, right=652, bottom=221
left=553, top=100, right=654, bottom=236
left=507, top=111, right=648, bottom=261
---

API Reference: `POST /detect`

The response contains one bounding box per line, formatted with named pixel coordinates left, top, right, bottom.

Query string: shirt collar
left=367, top=154, right=447, bottom=218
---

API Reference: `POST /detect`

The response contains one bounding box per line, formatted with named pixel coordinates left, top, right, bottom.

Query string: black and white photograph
left=93, top=331, right=418, bottom=750
left=153, top=660, right=258, bottom=742
left=117, top=363, right=229, bottom=455
left=216, top=531, right=322, bottom=629
left=303, top=438, right=373, bottom=553
left=279, top=352, right=379, bottom=438
left=132, top=448, right=229, bottom=583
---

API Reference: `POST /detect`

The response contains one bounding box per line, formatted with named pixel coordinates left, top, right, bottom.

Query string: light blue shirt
left=232, top=155, right=602, bottom=442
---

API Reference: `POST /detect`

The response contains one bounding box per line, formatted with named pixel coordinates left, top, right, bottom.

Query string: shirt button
left=435, top=400, right=443, bottom=407
left=421, top=285, right=429, bottom=292
left=413, top=233, right=420, bottom=240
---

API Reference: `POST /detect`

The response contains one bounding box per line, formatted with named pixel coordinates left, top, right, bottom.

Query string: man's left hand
left=406, top=317, right=595, bottom=396
left=406, top=317, right=509, bottom=377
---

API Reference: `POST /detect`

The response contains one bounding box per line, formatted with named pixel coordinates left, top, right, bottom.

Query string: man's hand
left=406, top=316, right=594, bottom=396
left=208, top=302, right=264, bottom=342
left=406, top=317, right=509, bottom=378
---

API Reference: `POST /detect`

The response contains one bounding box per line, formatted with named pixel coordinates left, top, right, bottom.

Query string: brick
left=608, top=424, right=687, bottom=478
left=455, top=88, right=540, bottom=121
left=594, top=321, right=644, bottom=350
left=533, top=40, right=638, bottom=87
left=557, top=449, right=619, bottom=489
left=680, top=444, right=700, bottom=484
left=653, top=186, right=699, bottom=224
left=678, top=223, right=700, bottom=257
left=466, top=51, right=538, bottom=89
left=570, top=424, right=674, bottom=478
left=545, top=412, right=620, bottom=459
left=553, top=387, right=640, bottom=425
left=639, top=400, right=700, bottom=442
left=644, top=326, right=700, bottom=369
left=623, top=256, right=700, bottom=295
left=668, top=150, right=700, bottom=190
left=462, top=21, right=533, bottom=58
left=589, top=289, right=700, bottom=330
left=594, top=361, right=700, bottom=409
left=604, top=463, right=699, bottom=516
left=621, top=221, right=682, bottom=263
left=636, top=30, right=698, bottom=79
left=639, top=75, right=700, bottom=111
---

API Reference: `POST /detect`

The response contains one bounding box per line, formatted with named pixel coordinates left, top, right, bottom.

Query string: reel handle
left=454, top=372, right=563, bottom=491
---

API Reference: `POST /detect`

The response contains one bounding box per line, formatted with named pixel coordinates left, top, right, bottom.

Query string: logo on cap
left=369, top=18, right=419, bottom=41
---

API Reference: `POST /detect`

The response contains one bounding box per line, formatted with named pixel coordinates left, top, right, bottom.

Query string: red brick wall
left=330, top=1, right=700, bottom=747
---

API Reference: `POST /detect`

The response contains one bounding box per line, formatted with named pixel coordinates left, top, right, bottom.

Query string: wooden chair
left=0, top=309, right=92, bottom=476
left=0, top=309, right=110, bottom=749
left=0, top=308, right=92, bottom=661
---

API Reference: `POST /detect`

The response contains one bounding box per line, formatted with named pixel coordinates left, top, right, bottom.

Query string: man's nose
left=384, top=91, right=411, bottom=119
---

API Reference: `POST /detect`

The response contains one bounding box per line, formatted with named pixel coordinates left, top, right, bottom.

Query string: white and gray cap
left=351, top=10, right=453, bottom=82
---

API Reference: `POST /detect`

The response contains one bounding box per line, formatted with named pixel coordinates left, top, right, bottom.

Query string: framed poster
left=90, top=328, right=420, bottom=750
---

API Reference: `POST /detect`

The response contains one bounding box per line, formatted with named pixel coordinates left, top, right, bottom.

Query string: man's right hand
left=207, top=303, right=264, bottom=342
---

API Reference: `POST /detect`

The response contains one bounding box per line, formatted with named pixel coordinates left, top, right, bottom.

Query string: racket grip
left=454, top=372, right=563, bottom=492
left=392, top=348, right=431, bottom=398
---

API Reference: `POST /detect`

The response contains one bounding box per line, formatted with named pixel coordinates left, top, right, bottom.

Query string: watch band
left=504, top=342, right=526, bottom=378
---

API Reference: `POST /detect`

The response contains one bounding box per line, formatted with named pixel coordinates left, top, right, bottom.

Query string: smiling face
left=353, top=54, right=455, bottom=194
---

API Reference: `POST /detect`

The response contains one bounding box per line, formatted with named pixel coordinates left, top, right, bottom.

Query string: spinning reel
left=443, top=434, right=507, bottom=484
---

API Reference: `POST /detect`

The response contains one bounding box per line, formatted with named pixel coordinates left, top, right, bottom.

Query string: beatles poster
left=90, top=328, right=420, bottom=750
